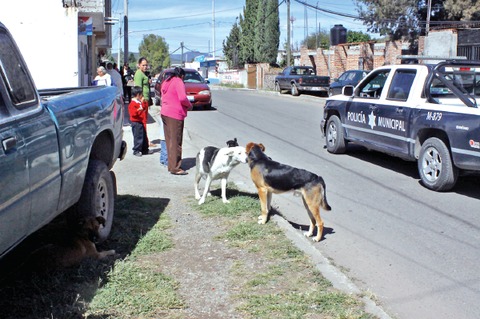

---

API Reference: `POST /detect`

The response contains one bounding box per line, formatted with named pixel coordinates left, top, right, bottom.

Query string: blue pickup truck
left=275, top=66, right=330, bottom=96
left=321, top=60, right=480, bottom=191
left=0, top=22, right=126, bottom=257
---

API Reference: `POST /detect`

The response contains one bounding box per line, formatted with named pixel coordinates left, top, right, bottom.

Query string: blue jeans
left=160, top=140, right=168, bottom=166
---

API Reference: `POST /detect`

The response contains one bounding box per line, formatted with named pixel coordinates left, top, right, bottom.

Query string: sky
left=110, top=0, right=372, bottom=57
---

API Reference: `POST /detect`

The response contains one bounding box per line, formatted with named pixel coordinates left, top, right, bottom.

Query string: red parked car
left=154, top=68, right=212, bottom=109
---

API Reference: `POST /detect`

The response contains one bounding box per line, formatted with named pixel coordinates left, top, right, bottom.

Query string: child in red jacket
left=128, top=86, right=149, bottom=156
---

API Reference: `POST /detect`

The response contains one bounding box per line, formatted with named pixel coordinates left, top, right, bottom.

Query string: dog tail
left=318, top=177, right=331, bottom=211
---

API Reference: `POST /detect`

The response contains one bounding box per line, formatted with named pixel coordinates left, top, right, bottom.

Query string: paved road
left=177, top=88, right=479, bottom=319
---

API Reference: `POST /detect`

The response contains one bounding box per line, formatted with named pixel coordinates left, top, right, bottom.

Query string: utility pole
left=123, top=0, right=128, bottom=65
left=181, top=42, right=184, bottom=67
left=304, top=5, right=308, bottom=41
left=118, top=27, right=121, bottom=66
left=287, top=0, right=291, bottom=66
left=426, top=0, right=432, bottom=35
left=212, top=0, right=216, bottom=59
left=316, top=1, right=318, bottom=48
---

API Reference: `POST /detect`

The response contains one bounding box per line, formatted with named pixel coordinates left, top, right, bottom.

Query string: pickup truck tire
left=291, top=83, right=300, bottom=96
left=275, top=82, right=284, bottom=94
left=418, top=137, right=458, bottom=191
left=76, top=160, right=115, bottom=242
left=325, top=115, right=347, bottom=153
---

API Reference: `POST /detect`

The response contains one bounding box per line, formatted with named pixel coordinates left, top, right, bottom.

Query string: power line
left=128, top=22, right=210, bottom=34
left=293, top=0, right=359, bottom=19
left=129, top=7, right=242, bottom=23
left=293, top=0, right=480, bottom=30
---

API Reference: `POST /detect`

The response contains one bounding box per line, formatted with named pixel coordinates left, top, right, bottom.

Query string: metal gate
left=457, top=45, right=480, bottom=61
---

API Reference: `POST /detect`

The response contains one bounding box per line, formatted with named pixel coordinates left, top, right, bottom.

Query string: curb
left=210, top=85, right=327, bottom=103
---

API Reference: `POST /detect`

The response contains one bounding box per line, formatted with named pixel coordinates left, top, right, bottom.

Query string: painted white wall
left=424, top=30, right=458, bottom=63
left=0, top=0, right=79, bottom=89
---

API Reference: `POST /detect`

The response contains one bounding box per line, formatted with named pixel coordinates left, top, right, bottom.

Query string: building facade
left=0, top=0, right=113, bottom=89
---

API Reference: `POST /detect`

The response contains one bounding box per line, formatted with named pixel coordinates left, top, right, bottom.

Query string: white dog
left=194, top=143, right=247, bottom=205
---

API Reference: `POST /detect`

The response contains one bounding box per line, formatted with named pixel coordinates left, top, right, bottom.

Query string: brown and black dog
left=28, top=216, right=116, bottom=270
left=246, top=142, right=331, bottom=242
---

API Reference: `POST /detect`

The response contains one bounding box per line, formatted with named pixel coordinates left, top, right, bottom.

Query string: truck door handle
left=369, top=105, right=377, bottom=110
left=396, top=107, right=404, bottom=114
left=2, top=136, right=17, bottom=152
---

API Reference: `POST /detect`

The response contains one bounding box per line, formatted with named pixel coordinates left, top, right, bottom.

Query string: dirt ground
left=143, top=195, right=248, bottom=318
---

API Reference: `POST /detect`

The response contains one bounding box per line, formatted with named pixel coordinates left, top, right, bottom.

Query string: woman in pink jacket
left=161, top=67, right=192, bottom=175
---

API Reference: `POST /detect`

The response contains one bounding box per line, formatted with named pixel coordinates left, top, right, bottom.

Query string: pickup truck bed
left=275, top=66, right=330, bottom=96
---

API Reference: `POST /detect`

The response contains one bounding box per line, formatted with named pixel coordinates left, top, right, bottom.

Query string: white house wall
left=424, top=30, right=458, bottom=61
left=0, top=0, right=79, bottom=89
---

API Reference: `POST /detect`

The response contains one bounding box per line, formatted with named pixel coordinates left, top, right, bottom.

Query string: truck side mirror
left=343, top=85, right=354, bottom=96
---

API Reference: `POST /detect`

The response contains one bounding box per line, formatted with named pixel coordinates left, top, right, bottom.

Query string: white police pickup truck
left=320, top=60, right=480, bottom=191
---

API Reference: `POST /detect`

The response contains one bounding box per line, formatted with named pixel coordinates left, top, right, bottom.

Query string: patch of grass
left=87, top=260, right=184, bottom=317
left=109, top=195, right=170, bottom=254
left=86, top=197, right=181, bottom=318
left=194, top=194, right=375, bottom=319
left=195, top=192, right=259, bottom=218
left=131, top=214, right=173, bottom=257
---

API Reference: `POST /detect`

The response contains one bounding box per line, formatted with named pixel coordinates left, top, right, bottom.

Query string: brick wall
left=229, top=40, right=407, bottom=90
left=298, top=40, right=405, bottom=80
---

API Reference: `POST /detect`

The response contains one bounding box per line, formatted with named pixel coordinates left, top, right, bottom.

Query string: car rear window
left=0, top=29, right=38, bottom=109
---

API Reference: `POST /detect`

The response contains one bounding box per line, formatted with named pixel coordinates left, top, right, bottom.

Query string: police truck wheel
left=418, top=137, right=458, bottom=191
left=325, top=115, right=347, bottom=154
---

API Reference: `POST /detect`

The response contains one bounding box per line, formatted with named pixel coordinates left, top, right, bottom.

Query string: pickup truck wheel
left=325, top=115, right=347, bottom=154
left=418, top=138, right=458, bottom=191
left=76, top=160, right=115, bottom=242
left=275, top=82, right=283, bottom=94
left=291, top=83, right=300, bottom=96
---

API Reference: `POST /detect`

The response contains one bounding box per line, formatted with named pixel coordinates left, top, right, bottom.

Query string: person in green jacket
left=134, top=57, right=156, bottom=150
left=134, top=57, right=150, bottom=106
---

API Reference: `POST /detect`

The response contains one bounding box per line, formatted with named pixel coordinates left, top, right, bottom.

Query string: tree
left=301, top=30, right=330, bottom=49
left=354, top=0, right=417, bottom=40
left=261, top=0, right=280, bottom=63
left=443, top=0, right=480, bottom=20
left=224, top=0, right=281, bottom=66
left=347, top=30, right=372, bottom=43
left=128, top=53, right=136, bottom=67
left=223, top=21, right=241, bottom=69
left=239, top=0, right=258, bottom=63
left=254, top=0, right=267, bottom=62
left=355, top=0, right=480, bottom=43
left=138, top=34, right=170, bottom=75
